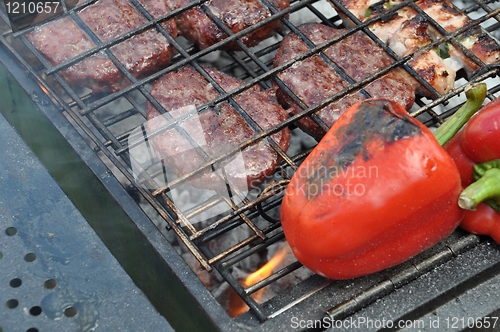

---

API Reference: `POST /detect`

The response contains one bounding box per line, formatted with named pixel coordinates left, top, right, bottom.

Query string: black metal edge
left=0, top=42, right=242, bottom=332
left=322, top=239, right=500, bottom=332
left=226, top=231, right=467, bottom=329
left=0, top=106, right=175, bottom=332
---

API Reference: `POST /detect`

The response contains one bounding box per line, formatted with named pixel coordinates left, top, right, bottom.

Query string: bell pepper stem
left=433, top=83, right=487, bottom=146
left=474, top=159, right=500, bottom=179
left=459, top=167, right=500, bottom=211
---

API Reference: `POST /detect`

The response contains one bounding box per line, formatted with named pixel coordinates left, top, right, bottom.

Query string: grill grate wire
left=2, top=0, right=500, bottom=322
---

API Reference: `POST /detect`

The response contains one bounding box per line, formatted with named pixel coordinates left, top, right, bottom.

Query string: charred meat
left=145, top=65, right=290, bottom=191
left=26, top=0, right=177, bottom=93
left=332, top=0, right=500, bottom=95
left=273, top=23, right=418, bottom=140
left=166, top=0, right=289, bottom=51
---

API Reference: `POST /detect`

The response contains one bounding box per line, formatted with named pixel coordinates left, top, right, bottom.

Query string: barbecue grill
left=2, top=0, right=500, bottom=331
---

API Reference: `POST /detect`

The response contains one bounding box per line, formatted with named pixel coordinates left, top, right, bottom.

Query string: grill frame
left=2, top=0, right=500, bottom=327
left=0, top=48, right=237, bottom=331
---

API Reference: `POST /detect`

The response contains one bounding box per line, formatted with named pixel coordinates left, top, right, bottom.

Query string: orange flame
left=228, top=245, right=288, bottom=317
left=40, top=85, right=49, bottom=95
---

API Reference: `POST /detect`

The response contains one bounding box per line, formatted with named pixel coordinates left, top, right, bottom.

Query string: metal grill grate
left=2, top=0, right=500, bottom=324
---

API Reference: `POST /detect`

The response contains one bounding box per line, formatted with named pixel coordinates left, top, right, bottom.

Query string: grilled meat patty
left=166, top=0, right=289, bottom=51
left=145, top=65, right=290, bottom=192
left=26, top=0, right=177, bottom=93
left=273, top=23, right=418, bottom=140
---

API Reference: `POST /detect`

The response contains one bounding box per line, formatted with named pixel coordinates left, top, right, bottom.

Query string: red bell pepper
left=281, top=84, right=486, bottom=280
left=281, top=98, right=465, bottom=280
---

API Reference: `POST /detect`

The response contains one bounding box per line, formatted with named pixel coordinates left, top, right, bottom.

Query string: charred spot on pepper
left=343, top=100, right=421, bottom=145
left=304, top=100, right=421, bottom=199
left=336, top=139, right=364, bottom=168
left=385, top=115, right=424, bottom=141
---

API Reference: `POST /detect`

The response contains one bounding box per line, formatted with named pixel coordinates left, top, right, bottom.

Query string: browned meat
left=468, top=28, right=500, bottom=66
left=145, top=66, right=290, bottom=192
left=26, top=0, right=177, bottom=93
left=273, top=23, right=418, bottom=140
left=398, top=0, right=498, bottom=79
left=332, top=0, right=500, bottom=94
left=166, top=0, right=289, bottom=51
left=335, top=0, right=469, bottom=33
left=389, top=15, right=458, bottom=95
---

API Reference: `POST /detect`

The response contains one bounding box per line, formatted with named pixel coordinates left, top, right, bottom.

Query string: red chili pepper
left=458, top=163, right=500, bottom=244
left=442, top=93, right=500, bottom=243
left=444, top=95, right=500, bottom=184
left=462, top=204, right=500, bottom=244
left=281, top=98, right=464, bottom=279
